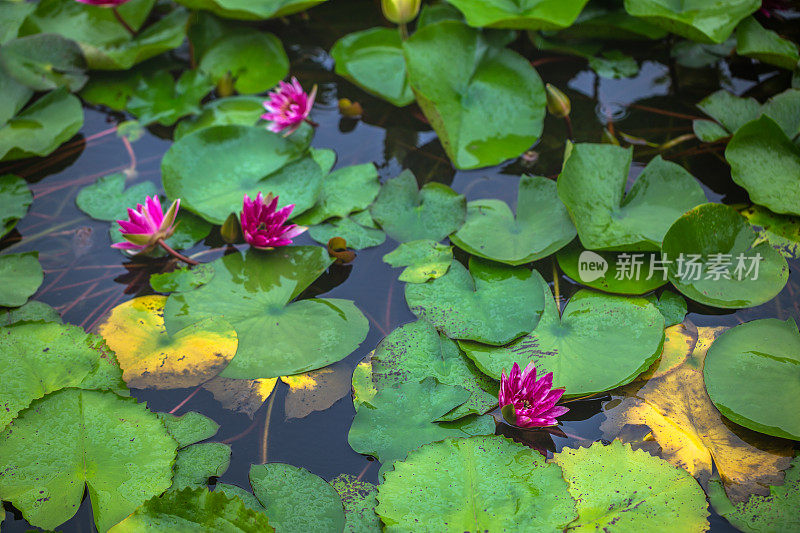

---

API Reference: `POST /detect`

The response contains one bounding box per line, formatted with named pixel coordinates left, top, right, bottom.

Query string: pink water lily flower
left=112, top=196, right=178, bottom=253
left=75, top=0, right=130, bottom=6
left=499, top=362, right=569, bottom=428
left=261, top=77, right=317, bottom=136
left=240, top=192, right=307, bottom=249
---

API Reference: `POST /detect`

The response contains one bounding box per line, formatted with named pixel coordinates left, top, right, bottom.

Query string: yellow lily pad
left=203, top=376, right=278, bottom=417
left=97, top=295, right=238, bottom=390
left=281, top=361, right=352, bottom=419
left=602, top=326, right=794, bottom=502
left=637, top=323, right=697, bottom=382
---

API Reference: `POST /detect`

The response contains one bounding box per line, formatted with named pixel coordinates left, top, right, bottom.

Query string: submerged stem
left=112, top=6, right=136, bottom=37
left=552, top=260, right=561, bottom=312
left=260, top=392, right=277, bottom=464
left=157, top=238, right=199, bottom=265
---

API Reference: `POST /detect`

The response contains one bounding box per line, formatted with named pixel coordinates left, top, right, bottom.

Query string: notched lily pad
left=0, top=174, right=32, bottom=238
left=0, top=252, right=43, bottom=307
left=383, top=240, right=453, bottom=283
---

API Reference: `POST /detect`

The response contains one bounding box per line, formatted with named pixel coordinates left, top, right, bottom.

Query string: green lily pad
left=295, top=163, right=380, bottom=226
left=165, top=247, right=368, bottom=379
left=174, top=96, right=265, bottom=140
left=0, top=174, right=31, bottom=237
left=172, top=443, right=232, bottom=489
left=127, top=70, right=214, bottom=126
left=0, top=33, right=87, bottom=92
left=622, top=0, right=759, bottom=43
left=161, top=125, right=315, bottom=225
left=76, top=172, right=157, bottom=221
left=331, top=27, right=414, bottom=107
left=377, top=436, right=578, bottom=531
left=0, top=389, right=177, bottom=532
left=0, top=301, right=61, bottom=327
left=708, top=455, right=800, bottom=533
left=531, top=34, right=639, bottom=79
left=383, top=240, right=453, bottom=283
left=348, top=378, right=495, bottom=474
left=0, top=252, right=43, bottom=307
left=552, top=440, right=709, bottom=532
left=250, top=463, right=344, bottom=532
left=0, top=1, right=35, bottom=45
left=330, top=474, right=381, bottom=533
left=558, top=6, right=668, bottom=39
left=704, top=319, right=800, bottom=440
left=741, top=204, right=800, bottom=259
left=173, top=0, right=329, bottom=20
left=308, top=210, right=386, bottom=250
left=696, top=89, right=760, bottom=135
left=199, top=30, right=288, bottom=94
left=108, top=487, right=273, bottom=532
left=405, top=257, right=545, bottom=345
left=403, top=20, right=546, bottom=169
left=215, top=483, right=267, bottom=514
left=557, top=145, right=707, bottom=251
left=151, top=264, right=216, bottom=293
left=672, top=37, right=736, bottom=68
left=370, top=170, right=465, bottom=243
left=0, top=71, right=32, bottom=126
left=0, top=88, right=83, bottom=162
left=736, top=17, right=800, bottom=70
left=0, top=320, right=126, bottom=430
left=694, top=88, right=800, bottom=141
left=451, top=175, right=576, bottom=265
left=160, top=411, right=220, bottom=448
left=445, top=0, right=590, bottom=29
left=556, top=241, right=668, bottom=295
left=460, top=273, right=664, bottom=396
left=369, top=319, right=498, bottom=420
left=660, top=203, right=789, bottom=309
left=726, top=115, right=800, bottom=217
left=21, top=0, right=188, bottom=70
left=645, top=290, right=687, bottom=328
left=692, top=119, right=730, bottom=142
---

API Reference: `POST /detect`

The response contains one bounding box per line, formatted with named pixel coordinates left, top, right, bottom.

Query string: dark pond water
left=2, top=2, right=799, bottom=531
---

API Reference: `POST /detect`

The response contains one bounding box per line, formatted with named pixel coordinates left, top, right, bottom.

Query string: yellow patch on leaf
left=97, top=295, right=237, bottom=390
left=281, top=361, right=352, bottom=419
left=602, top=326, right=794, bottom=502
left=203, top=376, right=278, bottom=417
left=637, top=323, right=697, bottom=381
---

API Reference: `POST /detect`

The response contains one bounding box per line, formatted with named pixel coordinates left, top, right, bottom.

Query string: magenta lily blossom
left=499, top=362, right=569, bottom=428
left=240, top=192, right=307, bottom=249
left=261, top=77, right=317, bottom=136
left=75, top=0, right=130, bottom=5
left=112, top=196, right=178, bottom=253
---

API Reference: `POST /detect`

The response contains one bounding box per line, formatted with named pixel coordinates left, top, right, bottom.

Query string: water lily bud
left=338, top=98, right=363, bottom=118
left=217, top=72, right=235, bottom=98
left=381, top=0, right=421, bottom=24
left=545, top=83, right=571, bottom=118
left=220, top=212, right=239, bottom=244
left=327, top=237, right=356, bottom=264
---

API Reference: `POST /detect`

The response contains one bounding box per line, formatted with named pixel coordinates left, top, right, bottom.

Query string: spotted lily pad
left=460, top=270, right=665, bottom=396
left=622, top=0, right=759, bottom=43
left=383, top=240, right=453, bottom=283
left=552, top=440, right=710, bottom=532
left=741, top=204, right=800, bottom=259
left=377, top=436, right=578, bottom=531
left=0, top=301, right=61, bottom=327
left=165, top=247, right=368, bottom=379
left=446, top=0, right=590, bottom=29
left=172, top=443, right=232, bottom=489
left=0, top=174, right=32, bottom=238
left=557, top=145, right=706, bottom=251
left=97, top=295, right=238, bottom=390
left=660, top=203, right=789, bottom=309
left=0, top=252, right=43, bottom=307
left=404, top=258, right=545, bottom=345
left=645, top=290, right=687, bottom=327
left=330, top=474, right=381, bottom=533
left=704, top=319, right=800, bottom=441
left=451, top=175, right=576, bottom=265
left=0, top=389, right=177, bottom=532
left=370, top=170, right=466, bottom=243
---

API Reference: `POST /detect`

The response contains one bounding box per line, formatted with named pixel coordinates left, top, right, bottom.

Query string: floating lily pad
left=161, top=125, right=316, bottom=225
left=460, top=274, right=664, bottom=396
left=165, top=247, right=368, bottom=379
left=602, top=326, right=794, bottom=502
left=281, top=361, right=353, bottom=419
left=174, top=0, right=328, bottom=20
left=0, top=33, right=87, bottom=92
left=0, top=1, right=35, bottom=44
left=0, top=252, right=43, bottom=307
left=348, top=378, right=495, bottom=474
left=622, top=0, right=759, bottom=43
left=199, top=30, right=288, bottom=94
left=172, top=443, right=232, bottom=489
left=370, top=170, right=465, bottom=243
left=660, top=203, right=789, bottom=309
left=369, top=319, right=498, bottom=420
left=556, top=241, right=668, bottom=294
left=404, top=258, right=545, bottom=345
left=250, top=463, right=344, bottom=532
left=160, top=411, right=220, bottom=449
left=150, top=264, right=216, bottom=293
left=0, top=174, right=31, bottom=237
left=645, top=290, right=687, bottom=327
left=0, top=72, right=31, bottom=126
left=445, top=0, right=590, bottom=29
left=403, top=20, right=546, bottom=169
left=695, top=90, right=760, bottom=137
left=330, top=474, right=381, bottom=533
left=552, top=440, right=710, bottom=532
left=175, top=96, right=264, bottom=140
left=98, top=295, right=238, bottom=389
left=377, top=436, right=578, bottom=531
left=76, top=172, right=157, bottom=221
left=108, top=487, right=273, bottom=532
left=726, top=115, right=800, bottom=217
left=295, top=163, right=380, bottom=226
left=531, top=34, right=639, bottom=79
left=557, top=145, right=706, bottom=251
left=708, top=455, right=800, bottom=533
left=558, top=6, right=668, bottom=39
left=383, top=240, right=453, bottom=283
left=736, top=16, right=800, bottom=70
left=0, top=301, right=61, bottom=327
left=704, top=319, right=800, bottom=441
left=451, top=175, right=576, bottom=265
left=331, top=27, right=414, bottom=107
left=741, top=204, right=800, bottom=259
left=0, top=321, right=126, bottom=430
left=127, top=70, right=214, bottom=126
left=0, top=88, right=83, bottom=161
left=308, top=211, right=386, bottom=250
left=0, top=389, right=177, bottom=532
left=203, top=376, right=278, bottom=417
